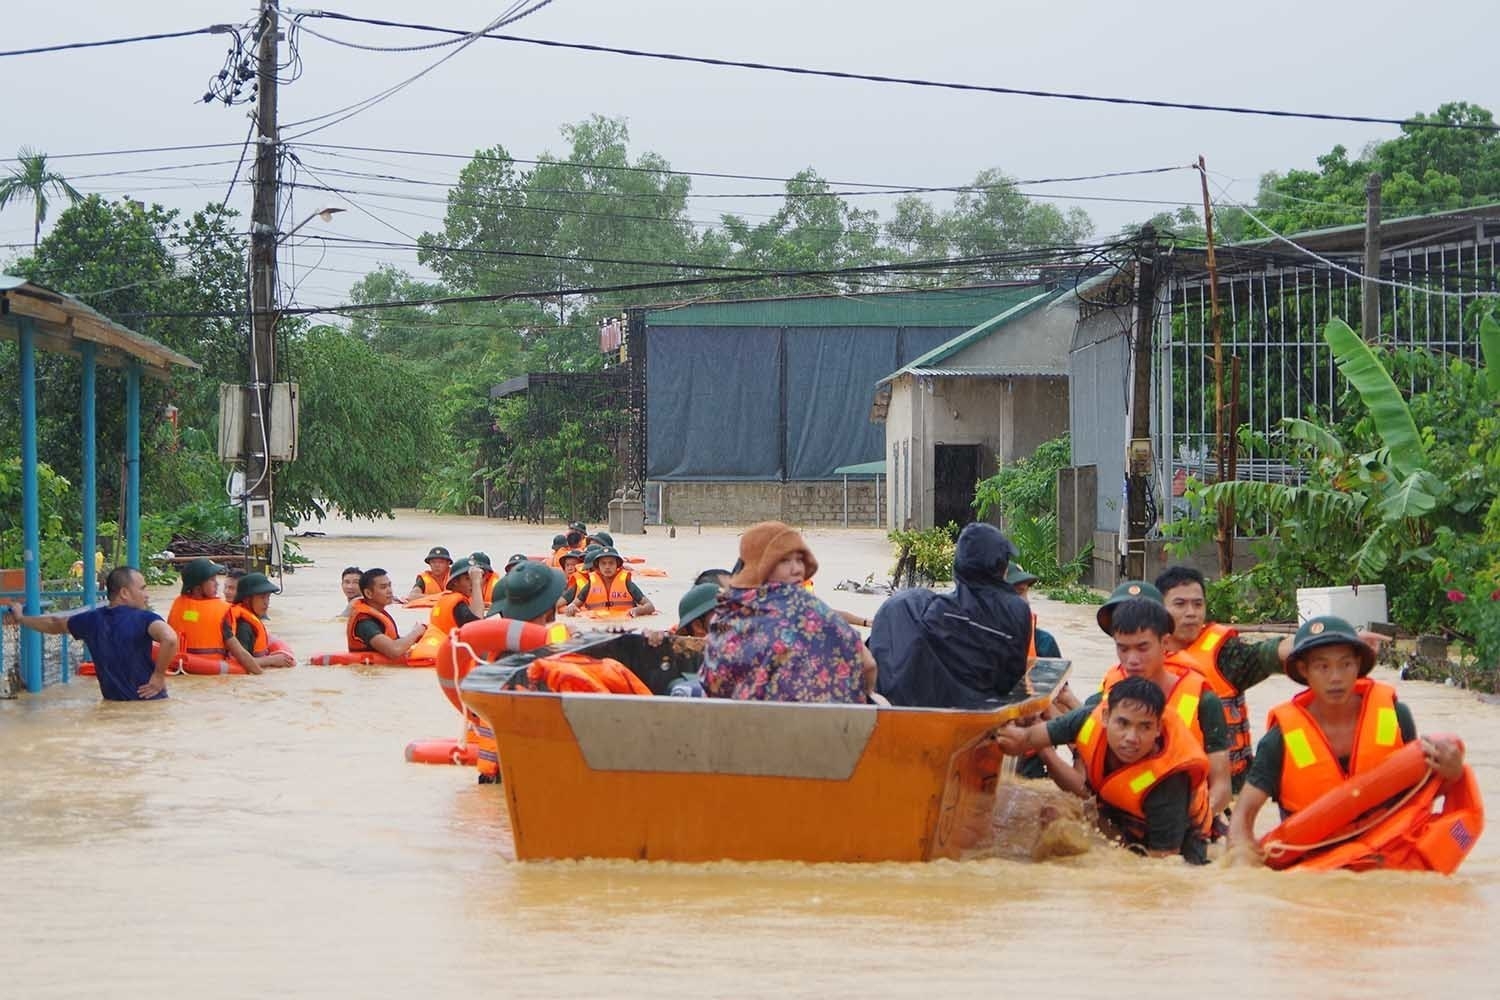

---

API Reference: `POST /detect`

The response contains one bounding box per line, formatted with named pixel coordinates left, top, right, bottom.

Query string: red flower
left=1447, top=589, right=1467, bottom=603
left=1491, top=589, right=1500, bottom=601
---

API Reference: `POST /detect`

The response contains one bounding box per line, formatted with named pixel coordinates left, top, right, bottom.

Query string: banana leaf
left=1323, top=318, right=1427, bottom=478
left=1280, top=417, right=1345, bottom=459
left=1376, top=469, right=1443, bottom=522
left=1482, top=313, right=1500, bottom=397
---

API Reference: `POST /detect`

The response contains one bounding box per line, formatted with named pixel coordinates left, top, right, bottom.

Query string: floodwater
left=3, top=511, right=1498, bottom=998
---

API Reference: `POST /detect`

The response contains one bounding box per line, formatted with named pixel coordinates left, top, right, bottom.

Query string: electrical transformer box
left=218, top=383, right=299, bottom=462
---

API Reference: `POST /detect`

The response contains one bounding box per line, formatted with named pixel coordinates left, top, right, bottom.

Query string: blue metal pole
left=19, top=318, right=43, bottom=692
left=125, top=363, right=141, bottom=569
left=81, top=342, right=97, bottom=607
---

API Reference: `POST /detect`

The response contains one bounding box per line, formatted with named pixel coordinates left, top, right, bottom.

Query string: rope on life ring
left=1261, top=764, right=1435, bottom=861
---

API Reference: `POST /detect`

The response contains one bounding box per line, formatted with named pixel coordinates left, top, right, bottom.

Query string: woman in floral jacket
left=701, top=521, right=877, bottom=703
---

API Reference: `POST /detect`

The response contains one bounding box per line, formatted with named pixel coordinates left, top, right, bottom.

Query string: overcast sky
left=2, top=0, right=1495, bottom=307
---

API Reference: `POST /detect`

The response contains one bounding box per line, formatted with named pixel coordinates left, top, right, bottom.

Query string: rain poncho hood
left=871, top=522, right=1033, bottom=708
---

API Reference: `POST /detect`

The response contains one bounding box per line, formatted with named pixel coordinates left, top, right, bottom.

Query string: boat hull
left=463, top=658, right=1069, bottom=863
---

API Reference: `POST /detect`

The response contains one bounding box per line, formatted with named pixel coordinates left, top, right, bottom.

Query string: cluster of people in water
left=1, top=515, right=1474, bottom=868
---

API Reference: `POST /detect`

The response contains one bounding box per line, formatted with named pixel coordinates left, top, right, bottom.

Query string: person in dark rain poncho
left=871, top=522, right=1033, bottom=708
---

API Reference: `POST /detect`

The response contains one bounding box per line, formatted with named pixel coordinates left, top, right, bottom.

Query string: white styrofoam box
left=1295, top=585, right=1389, bottom=628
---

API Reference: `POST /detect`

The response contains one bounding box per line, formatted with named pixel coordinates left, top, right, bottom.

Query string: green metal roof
left=643, top=283, right=1050, bottom=328
left=833, top=460, right=885, bottom=475
left=875, top=288, right=1062, bottom=386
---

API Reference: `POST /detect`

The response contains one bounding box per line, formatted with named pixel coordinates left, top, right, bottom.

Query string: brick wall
left=655, top=480, right=888, bottom=527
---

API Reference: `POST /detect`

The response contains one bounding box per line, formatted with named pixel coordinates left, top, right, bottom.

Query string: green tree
left=276, top=324, right=440, bottom=521
left=0, top=147, right=82, bottom=247
left=1248, top=102, right=1500, bottom=234
left=945, top=169, right=1094, bottom=279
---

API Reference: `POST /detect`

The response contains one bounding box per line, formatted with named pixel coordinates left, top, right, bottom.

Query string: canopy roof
left=0, top=274, right=199, bottom=378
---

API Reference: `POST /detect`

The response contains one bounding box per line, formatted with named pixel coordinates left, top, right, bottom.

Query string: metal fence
left=1156, top=231, right=1500, bottom=526
left=1, top=586, right=89, bottom=694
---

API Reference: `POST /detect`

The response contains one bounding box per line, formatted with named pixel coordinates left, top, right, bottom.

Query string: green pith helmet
left=1286, top=615, right=1374, bottom=684
left=582, top=544, right=605, bottom=569
left=180, top=556, right=227, bottom=593
left=491, top=561, right=566, bottom=621
left=677, top=583, right=720, bottom=630
left=235, top=572, right=279, bottom=600
left=1096, top=580, right=1164, bottom=634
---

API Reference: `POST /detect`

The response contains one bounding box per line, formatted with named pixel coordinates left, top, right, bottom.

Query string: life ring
left=268, top=636, right=294, bottom=657
left=633, top=567, right=670, bottom=578
left=404, top=738, right=479, bottom=766
left=1262, top=735, right=1485, bottom=874
left=309, top=651, right=415, bottom=667
left=435, top=616, right=569, bottom=715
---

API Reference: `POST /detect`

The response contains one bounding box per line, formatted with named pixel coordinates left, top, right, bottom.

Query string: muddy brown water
left=3, top=511, right=1497, bottom=997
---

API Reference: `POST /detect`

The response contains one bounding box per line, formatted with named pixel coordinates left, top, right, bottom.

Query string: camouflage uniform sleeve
left=1215, top=636, right=1284, bottom=692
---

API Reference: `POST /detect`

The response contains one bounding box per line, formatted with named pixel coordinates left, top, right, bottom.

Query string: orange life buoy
left=1262, top=735, right=1485, bottom=874
left=435, top=616, right=569, bottom=715
left=404, top=738, right=479, bottom=766
left=309, top=651, right=415, bottom=667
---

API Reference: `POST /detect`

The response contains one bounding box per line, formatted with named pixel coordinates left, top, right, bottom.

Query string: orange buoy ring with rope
left=1261, top=735, right=1484, bottom=873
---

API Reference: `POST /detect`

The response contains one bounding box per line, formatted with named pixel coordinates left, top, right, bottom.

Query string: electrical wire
left=280, top=2, right=556, bottom=140
left=295, top=11, right=1500, bottom=133
left=120, top=242, right=1136, bottom=319
left=0, top=26, right=231, bottom=58
left=1205, top=174, right=1499, bottom=299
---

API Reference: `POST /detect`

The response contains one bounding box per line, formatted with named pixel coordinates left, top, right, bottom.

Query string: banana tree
left=1195, top=314, right=1497, bottom=582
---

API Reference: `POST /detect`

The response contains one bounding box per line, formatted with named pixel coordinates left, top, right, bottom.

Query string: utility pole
left=1198, top=155, right=1234, bottom=574
left=1362, top=172, right=1383, bottom=342
left=245, top=0, right=280, bottom=571
left=1124, top=223, right=1157, bottom=581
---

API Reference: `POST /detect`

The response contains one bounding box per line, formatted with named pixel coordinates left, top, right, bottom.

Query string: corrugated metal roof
left=904, top=365, right=1065, bottom=378
left=833, top=460, right=885, bottom=475
left=643, top=282, right=1050, bottom=328
left=874, top=288, right=1063, bottom=387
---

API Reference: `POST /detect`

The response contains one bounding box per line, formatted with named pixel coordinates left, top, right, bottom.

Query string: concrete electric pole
left=245, top=0, right=280, bottom=570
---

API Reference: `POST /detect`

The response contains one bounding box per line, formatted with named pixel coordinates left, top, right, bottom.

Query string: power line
left=0, top=25, right=232, bottom=58
left=296, top=11, right=1500, bottom=133
left=122, top=243, right=1132, bottom=319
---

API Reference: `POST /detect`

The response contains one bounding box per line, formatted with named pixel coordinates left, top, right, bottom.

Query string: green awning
left=833, top=460, right=885, bottom=475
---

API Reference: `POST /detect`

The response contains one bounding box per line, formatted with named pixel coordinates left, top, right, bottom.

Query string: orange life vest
left=550, top=546, right=570, bottom=568
left=1027, top=611, right=1038, bottom=662
left=225, top=603, right=269, bottom=656
left=428, top=591, right=472, bottom=637
left=582, top=569, right=634, bottom=610
left=1075, top=701, right=1213, bottom=843
left=1172, top=623, right=1251, bottom=779
left=415, top=570, right=447, bottom=595
left=527, top=653, right=652, bottom=695
left=1100, top=663, right=1208, bottom=748
left=168, top=595, right=232, bottom=655
left=1266, top=678, right=1405, bottom=815
left=346, top=598, right=399, bottom=652
left=480, top=571, right=499, bottom=606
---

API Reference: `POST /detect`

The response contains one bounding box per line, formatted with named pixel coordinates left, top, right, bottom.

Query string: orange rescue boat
left=461, top=636, right=1069, bottom=863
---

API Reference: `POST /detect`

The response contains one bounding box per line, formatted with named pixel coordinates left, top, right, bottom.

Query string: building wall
left=1069, top=305, right=1133, bottom=534
left=950, top=294, right=1075, bottom=371
left=656, top=480, right=887, bottom=527
left=884, top=375, right=1070, bottom=530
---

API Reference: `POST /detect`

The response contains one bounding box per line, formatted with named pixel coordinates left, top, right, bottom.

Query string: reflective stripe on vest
left=1169, top=623, right=1252, bottom=777
left=1101, top=665, right=1208, bottom=749
left=1267, top=677, right=1403, bottom=815
left=170, top=595, right=232, bottom=655
left=582, top=569, right=634, bottom=609
left=1076, top=703, right=1212, bottom=838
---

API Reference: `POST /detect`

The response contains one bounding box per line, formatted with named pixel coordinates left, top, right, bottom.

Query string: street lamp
left=282, top=206, right=345, bottom=242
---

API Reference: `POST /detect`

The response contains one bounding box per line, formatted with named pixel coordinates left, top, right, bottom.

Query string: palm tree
left=0, top=147, right=82, bottom=248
